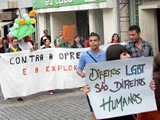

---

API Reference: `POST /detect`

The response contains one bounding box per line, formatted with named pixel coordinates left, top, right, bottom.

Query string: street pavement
left=0, top=87, right=91, bottom=120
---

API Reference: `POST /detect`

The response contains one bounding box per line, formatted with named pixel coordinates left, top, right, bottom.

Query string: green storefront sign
left=33, top=0, right=106, bottom=9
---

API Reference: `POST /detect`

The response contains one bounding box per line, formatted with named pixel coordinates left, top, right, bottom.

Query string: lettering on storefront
left=45, top=0, right=73, bottom=6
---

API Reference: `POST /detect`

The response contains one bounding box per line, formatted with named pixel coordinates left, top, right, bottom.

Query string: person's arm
left=77, top=54, right=86, bottom=78
left=32, top=42, right=38, bottom=51
left=80, top=84, right=90, bottom=95
left=77, top=70, right=86, bottom=78
left=56, top=37, right=62, bottom=47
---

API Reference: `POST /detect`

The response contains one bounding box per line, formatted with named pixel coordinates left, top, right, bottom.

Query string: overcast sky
left=0, top=0, right=7, bottom=3
left=0, top=0, right=18, bottom=3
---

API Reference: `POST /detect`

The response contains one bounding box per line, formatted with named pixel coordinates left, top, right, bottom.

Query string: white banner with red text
left=0, top=43, right=118, bottom=99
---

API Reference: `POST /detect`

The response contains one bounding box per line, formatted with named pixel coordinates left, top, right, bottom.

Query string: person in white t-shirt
left=19, top=36, right=38, bottom=51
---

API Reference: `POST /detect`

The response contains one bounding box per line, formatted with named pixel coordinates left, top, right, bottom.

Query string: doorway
left=76, top=11, right=89, bottom=46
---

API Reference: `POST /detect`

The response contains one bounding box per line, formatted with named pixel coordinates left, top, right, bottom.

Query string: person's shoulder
left=27, top=42, right=33, bottom=47
left=125, top=41, right=132, bottom=47
left=80, top=51, right=88, bottom=57
left=18, top=47, right=22, bottom=51
left=6, top=48, right=10, bottom=52
left=126, top=40, right=132, bottom=44
left=100, top=49, right=106, bottom=55
left=6, top=47, right=12, bottom=52
left=142, top=39, right=152, bottom=45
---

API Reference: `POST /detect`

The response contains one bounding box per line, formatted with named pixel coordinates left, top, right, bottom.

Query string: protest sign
left=86, top=57, right=157, bottom=119
left=0, top=43, right=124, bottom=99
left=63, top=25, right=75, bottom=42
left=0, top=48, right=87, bottom=99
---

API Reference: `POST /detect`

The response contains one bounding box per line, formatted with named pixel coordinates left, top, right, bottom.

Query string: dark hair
left=44, top=39, right=50, bottom=44
left=106, top=44, right=128, bottom=61
left=111, top=33, right=120, bottom=43
left=43, top=30, right=48, bottom=33
left=129, top=25, right=141, bottom=33
left=153, top=53, right=160, bottom=72
left=11, top=37, right=18, bottom=42
left=2, top=37, right=8, bottom=41
left=73, top=35, right=83, bottom=46
left=89, top=32, right=100, bottom=40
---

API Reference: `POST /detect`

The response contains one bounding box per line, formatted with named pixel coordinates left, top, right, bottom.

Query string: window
left=134, top=0, right=160, bottom=25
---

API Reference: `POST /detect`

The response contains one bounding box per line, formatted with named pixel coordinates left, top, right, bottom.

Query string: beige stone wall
left=119, top=0, right=130, bottom=43
left=0, top=1, right=18, bottom=10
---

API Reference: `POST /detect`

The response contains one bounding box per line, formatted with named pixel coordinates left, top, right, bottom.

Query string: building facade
left=33, top=0, right=120, bottom=47
left=1, top=0, right=159, bottom=55
left=0, top=0, right=18, bottom=38
left=131, top=0, right=160, bottom=56
left=119, top=0, right=160, bottom=56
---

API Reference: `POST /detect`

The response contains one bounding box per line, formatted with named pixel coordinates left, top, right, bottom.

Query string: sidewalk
left=0, top=87, right=91, bottom=120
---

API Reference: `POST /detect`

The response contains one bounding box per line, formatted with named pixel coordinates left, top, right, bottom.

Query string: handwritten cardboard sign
left=63, top=25, right=75, bottom=42
left=10, top=24, right=36, bottom=40
left=86, top=57, right=157, bottom=119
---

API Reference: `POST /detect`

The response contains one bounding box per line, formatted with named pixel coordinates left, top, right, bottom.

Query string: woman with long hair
left=110, top=33, right=120, bottom=43
left=42, top=38, right=51, bottom=49
left=71, top=35, right=84, bottom=48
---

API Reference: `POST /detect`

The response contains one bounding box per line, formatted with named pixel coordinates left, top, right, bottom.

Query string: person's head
left=23, top=36, right=29, bottom=43
left=44, top=39, right=51, bottom=47
left=42, top=36, right=47, bottom=43
left=153, top=53, right=160, bottom=72
left=128, top=25, right=141, bottom=43
left=74, top=35, right=82, bottom=44
left=2, top=37, right=8, bottom=44
left=59, top=29, right=63, bottom=36
left=111, top=33, right=120, bottom=43
left=11, top=37, right=18, bottom=48
left=106, top=44, right=131, bottom=61
left=44, top=30, right=48, bottom=36
left=89, top=32, right=101, bottom=50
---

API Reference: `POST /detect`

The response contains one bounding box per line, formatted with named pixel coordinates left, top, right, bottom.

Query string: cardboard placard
left=63, top=25, right=75, bottom=42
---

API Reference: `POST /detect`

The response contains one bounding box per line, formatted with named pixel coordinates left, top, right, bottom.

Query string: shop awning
left=0, top=21, right=13, bottom=28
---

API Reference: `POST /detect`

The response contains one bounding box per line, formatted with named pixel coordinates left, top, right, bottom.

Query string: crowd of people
left=0, top=24, right=159, bottom=119
left=77, top=25, right=158, bottom=120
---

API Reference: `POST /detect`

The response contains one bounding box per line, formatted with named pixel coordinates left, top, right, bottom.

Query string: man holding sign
left=77, top=32, right=106, bottom=120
